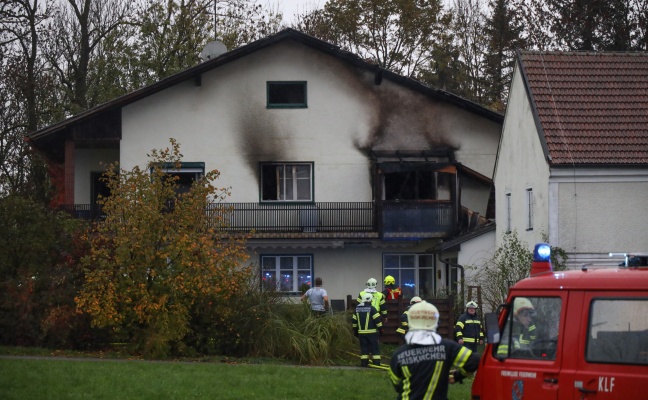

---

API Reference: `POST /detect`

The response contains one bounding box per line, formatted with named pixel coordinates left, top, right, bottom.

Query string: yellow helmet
left=513, top=297, right=535, bottom=316
left=384, top=275, right=396, bottom=285
left=407, top=301, right=439, bottom=331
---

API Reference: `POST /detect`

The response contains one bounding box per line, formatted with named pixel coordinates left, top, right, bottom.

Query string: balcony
left=60, top=201, right=458, bottom=239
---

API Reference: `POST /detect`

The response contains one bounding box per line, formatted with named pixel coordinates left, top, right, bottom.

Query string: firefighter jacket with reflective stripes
left=389, top=339, right=480, bottom=400
left=454, top=312, right=484, bottom=344
left=396, top=309, right=410, bottom=336
left=383, top=286, right=402, bottom=300
left=353, top=304, right=383, bottom=334
left=357, top=290, right=387, bottom=317
left=496, top=323, right=537, bottom=356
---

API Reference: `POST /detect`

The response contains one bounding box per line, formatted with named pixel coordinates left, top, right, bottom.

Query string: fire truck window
left=586, top=299, right=648, bottom=365
left=495, top=297, right=561, bottom=361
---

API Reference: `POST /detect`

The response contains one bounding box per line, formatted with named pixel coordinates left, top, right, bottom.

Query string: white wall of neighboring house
left=494, top=62, right=550, bottom=249
left=550, top=169, right=648, bottom=267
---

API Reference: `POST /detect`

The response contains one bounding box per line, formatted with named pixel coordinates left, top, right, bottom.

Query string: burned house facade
left=28, top=29, right=502, bottom=305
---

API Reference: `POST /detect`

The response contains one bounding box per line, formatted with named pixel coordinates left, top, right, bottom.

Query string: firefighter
left=511, top=297, right=537, bottom=351
left=396, top=296, right=422, bottom=340
left=353, top=292, right=383, bottom=367
left=496, top=297, right=537, bottom=357
left=357, top=278, right=387, bottom=322
left=389, top=301, right=481, bottom=400
left=454, top=300, right=484, bottom=351
left=382, top=275, right=402, bottom=300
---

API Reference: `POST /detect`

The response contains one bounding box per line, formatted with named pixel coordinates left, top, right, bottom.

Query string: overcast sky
left=261, top=0, right=323, bottom=24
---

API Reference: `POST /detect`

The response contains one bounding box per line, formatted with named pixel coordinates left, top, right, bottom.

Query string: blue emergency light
left=534, top=243, right=551, bottom=262
left=531, top=243, right=553, bottom=275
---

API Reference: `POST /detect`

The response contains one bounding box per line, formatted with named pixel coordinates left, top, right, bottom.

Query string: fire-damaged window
left=267, top=81, right=307, bottom=108
left=260, top=162, right=313, bottom=202
left=382, top=168, right=452, bottom=201
left=261, top=255, right=313, bottom=294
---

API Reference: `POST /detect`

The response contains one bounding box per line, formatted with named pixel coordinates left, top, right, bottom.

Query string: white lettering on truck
left=501, top=371, right=537, bottom=379
left=599, top=376, right=615, bottom=392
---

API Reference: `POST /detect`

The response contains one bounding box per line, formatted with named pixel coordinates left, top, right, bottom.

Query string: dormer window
left=267, top=81, right=307, bottom=108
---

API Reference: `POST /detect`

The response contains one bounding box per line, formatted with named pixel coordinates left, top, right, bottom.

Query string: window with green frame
left=267, top=81, right=307, bottom=108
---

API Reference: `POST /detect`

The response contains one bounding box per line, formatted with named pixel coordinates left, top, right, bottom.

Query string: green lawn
left=0, top=356, right=473, bottom=400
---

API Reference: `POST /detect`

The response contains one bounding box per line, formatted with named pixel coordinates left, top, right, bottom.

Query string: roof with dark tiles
left=518, top=51, right=648, bottom=166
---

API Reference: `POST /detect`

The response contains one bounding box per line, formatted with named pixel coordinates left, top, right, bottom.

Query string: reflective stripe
left=454, top=347, right=473, bottom=375
left=423, top=361, right=443, bottom=400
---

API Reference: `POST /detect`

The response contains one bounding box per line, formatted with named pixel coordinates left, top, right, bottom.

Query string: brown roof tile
left=519, top=51, right=648, bottom=165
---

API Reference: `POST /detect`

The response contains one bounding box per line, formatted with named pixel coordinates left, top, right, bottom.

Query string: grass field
left=0, top=353, right=473, bottom=400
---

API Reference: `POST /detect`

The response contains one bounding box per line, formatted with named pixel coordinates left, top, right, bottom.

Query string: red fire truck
left=471, top=243, right=648, bottom=400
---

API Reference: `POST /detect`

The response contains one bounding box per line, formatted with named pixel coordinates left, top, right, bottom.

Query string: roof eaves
left=517, top=49, right=552, bottom=165
left=29, top=28, right=503, bottom=141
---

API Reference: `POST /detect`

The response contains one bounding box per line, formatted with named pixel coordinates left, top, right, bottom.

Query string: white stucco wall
left=494, top=62, right=550, bottom=248
left=70, top=38, right=503, bottom=301
left=551, top=171, right=648, bottom=257
left=119, top=41, right=500, bottom=204
left=246, top=241, right=442, bottom=303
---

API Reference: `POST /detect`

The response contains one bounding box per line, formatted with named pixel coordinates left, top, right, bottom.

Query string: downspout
left=438, top=251, right=465, bottom=309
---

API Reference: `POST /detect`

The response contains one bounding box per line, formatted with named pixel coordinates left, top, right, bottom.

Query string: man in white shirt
left=301, top=277, right=329, bottom=316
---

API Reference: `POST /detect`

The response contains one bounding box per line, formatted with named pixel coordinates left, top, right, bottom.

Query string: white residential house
left=495, top=51, right=648, bottom=268
left=28, top=29, right=503, bottom=306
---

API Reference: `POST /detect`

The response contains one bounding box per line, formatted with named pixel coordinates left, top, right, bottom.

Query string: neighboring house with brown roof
left=27, top=29, right=503, bottom=304
left=495, top=50, right=648, bottom=268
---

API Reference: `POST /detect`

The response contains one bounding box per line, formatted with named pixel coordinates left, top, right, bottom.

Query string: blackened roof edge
left=28, top=28, right=502, bottom=143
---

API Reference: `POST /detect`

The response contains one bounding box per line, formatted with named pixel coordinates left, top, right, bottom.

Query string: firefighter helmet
left=410, top=296, right=422, bottom=305
left=466, top=301, right=479, bottom=309
left=366, top=278, right=377, bottom=288
left=362, top=293, right=373, bottom=304
left=513, top=297, right=535, bottom=316
left=384, top=275, right=396, bottom=285
left=407, top=301, right=440, bottom=331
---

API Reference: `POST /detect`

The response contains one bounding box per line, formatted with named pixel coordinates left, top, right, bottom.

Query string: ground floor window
left=261, top=255, right=313, bottom=294
left=383, top=254, right=435, bottom=299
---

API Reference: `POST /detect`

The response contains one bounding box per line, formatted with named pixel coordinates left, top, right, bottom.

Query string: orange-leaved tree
left=76, top=138, right=250, bottom=357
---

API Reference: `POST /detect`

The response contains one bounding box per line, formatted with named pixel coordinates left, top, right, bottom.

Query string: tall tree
left=450, top=0, right=489, bottom=104
left=42, top=0, right=131, bottom=115
left=296, top=0, right=452, bottom=77
left=214, top=0, right=283, bottom=50
left=134, top=0, right=213, bottom=85
left=0, top=0, right=57, bottom=198
left=483, top=0, right=525, bottom=111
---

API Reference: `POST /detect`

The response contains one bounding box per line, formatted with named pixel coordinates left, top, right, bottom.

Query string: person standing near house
left=301, top=277, right=329, bottom=316
left=353, top=292, right=383, bottom=367
left=396, top=296, right=422, bottom=341
left=389, top=301, right=481, bottom=400
left=454, top=301, right=484, bottom=352
left=358, top=278, right=387, bottom=322
left=382, top=275, right=402, bottom=300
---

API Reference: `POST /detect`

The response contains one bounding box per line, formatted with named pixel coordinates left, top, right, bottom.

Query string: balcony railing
left=207, top=202, right=374, bottom=232
left=60, top=201, right=457, bottom=237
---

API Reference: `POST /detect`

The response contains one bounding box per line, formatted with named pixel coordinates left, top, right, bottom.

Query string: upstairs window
left=505, top=192, right=512, bottom=233
left=261, top=162, right=313, bottom=202
left=160, top=162, right=204, bottom=194
left=267, top=81, right=307, bottom=108
left=526, top=188, right=533, bottom=231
